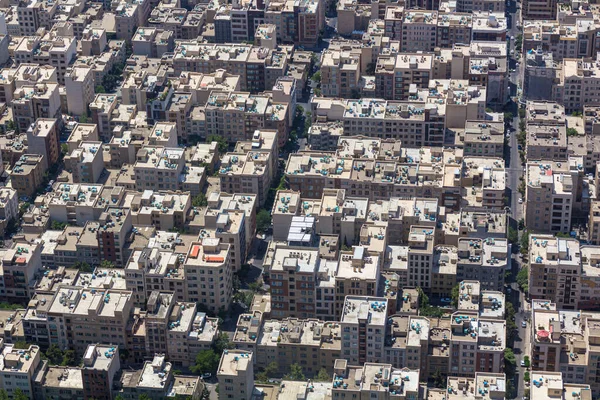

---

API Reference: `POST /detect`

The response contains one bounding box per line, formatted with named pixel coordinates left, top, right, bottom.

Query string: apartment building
left=524, top=48, right=561, bottom=102
left=331, top=360, right=420, bottom=399
left=46, top=183, right=108, bottom=226
left=26, top=118, right=60, bottom=171
left=65, top=142, right=104, bottom=184
left=0, top=242, right=41, bottom=302
left=45, top=287, right=133, bottom=353
left=525, top=160, right=578, bottom=233
left=12, top=83, right=61, bottom=132
left=529, top=236, right=581, bottom=309
left=435, top=13, right=473, bottom=48
left=81, top=27, right=108, bottom=56
left=449, top=311, right=505, bottom=377
left=17, top=0, right=57, bottom=35
left=219, top=130, right=278, bottom=206
left=523, top=20, right=595, bottom=61
left=522, top=0, right=556, bottom=19
left=172, top=42, right=290, bottom=93
left=530, top=372, right=592, bottom=400
left=134, top=146, right=185, bottom=192
left=0, top=188, right=18, bottom=235
left=0, top=342, right=41, bottom=398
left=443, top=373, right=507, bottom=398
left=588, top=202, right=600, bottom=246
left=218, top=350, right=254, bottom=400
left=320, top=47, right=361, bottom=98
left=456, top=238, right=508, bottom=291
left=460, top=121, right=505, bottom=157
left=97, top=207, right=132, bottom=267
left=183, top=238, right=232, bottom=313
left=167, top=304, right=219, bottom=367
left=268, top=246, right=319, bottom=319
left=115, top=355, right=202, bottom=398
left=307, top=122, right=344, bottom=151
left=402, top=11, right=438, bottom=52
left=374, top=53, right=433, bottom=101
left=254, top=318, right=341, bottom=375
left=10, top=154, right=45, bottom=197
left=65, top=66, right=95, bottom=116
left=123, top=191, right=190, bottom=231
left=457, top=280, right=506, bottom=320
left=89, top=94, right=118, bottom=141
left=201, top=91, right=288, bottom=148
left=557, top=57, right=600, bottom=114
left=339, top=296, right=387, bottom=365
left=335, top=248, right=380, bottom=316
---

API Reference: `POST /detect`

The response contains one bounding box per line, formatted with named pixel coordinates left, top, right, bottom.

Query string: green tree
left=0, top=389, right=8, bottom=400
left=13, top=389, right=28, bottom=400
left=311, top=71, right=321, bottom=83
left=213, top=332, right=234, bottom=354
left=73, top=261, right=93, bottom=273
left=524, top=355, right=530, bottom=367
left=523, top=371, right=530, bottom=382
left=520, top=231, right=530, bottom=254
left=79, top=114, right=89, bottom=123
left=95, top=85, right=106, bottom=94
left=285, top=363, right=305, bottom=381
left=451, top=284, right=459, bottom=308
left=206, top=134, right=228, bottom=153
left=504, top=112, right=514, bottom=120
left=315, top=368, right=330, bottom=382
left=256, top=209, right=272, bottom=233
left=192, top=193, right=208, bottom=208
left=190, top=350, right=220, bottom=375
left=61, top=349, right=78, bottom=366
left=138, top=395, right=151, bottom=400
left=13, top=341, right=30, bottom=349
left=517, top=266, right=529, bottom=293
left=567, top=127, right=578, bottom=137
left=257, top=361, right=279, bottom=382
left=51, top=221, right=68, bottom=230
left=508, top=228, right=518, bottom=245
left=45, top=344, right=64, bottom=365
left=100, top=260, right=115, bottom=269
left=61, top=143, right=70, bottom=156
left=432, top=369, right=445, bottom=388
left=5, top=120, right=15, bottom=132
left=504, top=348, right=516, bottom=374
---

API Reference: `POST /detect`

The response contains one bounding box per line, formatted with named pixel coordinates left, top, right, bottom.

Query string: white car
left=518, top=198, right=523, bottom=204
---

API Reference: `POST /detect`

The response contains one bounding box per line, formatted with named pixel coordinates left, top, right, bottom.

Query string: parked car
left=522, top=321, right=527, bottom=328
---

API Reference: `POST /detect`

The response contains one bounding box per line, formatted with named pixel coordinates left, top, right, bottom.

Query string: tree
left=504, top=348, right=516, bottom=375
left=256, top=209, right=272, bottom=233
left=567, top=127, right=578, bottom=137
left=432, top=369, right=445, bottom=388
left=100, top=260, right=115, bottom=269
left=192, top=193, right=208, bottom=208
left=213, top=332, right=234, bottom=354
left=45, top=344, right=64, bottom=365
left=517, top=266, right=529, bottom=293
left=5, top=119, right=15, bottom=132
left=95, top=85, right=106, bottom=94
left=451, top=284, right=459, bottom=308
left=257, top=361, right=279, bottom=382
left=13, top=389, right=28, bottom=400
left=51, top=221, right=68, bottom=230
left=520, top=231, right=530, bottom=254
left=285, top=363, right=305, bottom=381
left=13, top=341, right=30, bottom=349
left=0, top=389, right=8, bottom=400
left=523, top=371, right=530, bottom=383
left=190, top=350, right=220, bottom=375
left=311, top=71, right=321, bottom=83
left=206, top=134, right=228, bottom=153
left=73, top=261, right=92, bottom=273
left=61, top=143, right=70, bottom=156
left=524, top=355, right=530, bottom=368
left=61, top=349, right=78, bottom=366
left=504, top=112, right=514, bottom=120
left=508, top=228, right=518, bottom=245
left=79, top=114, right=89, bottom=123
left=315, top=368, right=330, bottom=382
